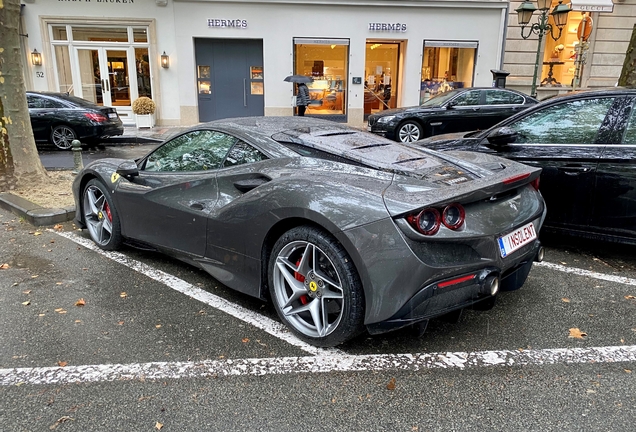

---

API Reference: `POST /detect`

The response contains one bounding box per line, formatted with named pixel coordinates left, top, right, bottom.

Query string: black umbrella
left=284, top=75, right=313, bottom=83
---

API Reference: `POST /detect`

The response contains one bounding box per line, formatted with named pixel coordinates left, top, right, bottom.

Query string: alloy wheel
left=272, top=240, right=345, bottom=338
left=51, top=126, right=76, bottom=150
left=398, top=123, right=421, bottom=142
left=83, top=185, right=113, bottom=247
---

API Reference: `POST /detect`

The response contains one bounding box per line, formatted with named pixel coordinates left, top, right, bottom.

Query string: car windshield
left=420, top=90, right=463, bottom=107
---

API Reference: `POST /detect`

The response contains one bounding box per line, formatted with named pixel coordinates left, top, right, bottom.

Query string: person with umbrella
left=284, top=75, right=312, bottom=116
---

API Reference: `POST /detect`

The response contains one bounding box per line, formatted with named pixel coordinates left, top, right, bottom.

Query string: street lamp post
left=516, top=0, right=571, bottom=98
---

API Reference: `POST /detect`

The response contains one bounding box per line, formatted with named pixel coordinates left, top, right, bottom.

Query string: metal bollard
left=71, top=139, right=84, bottom=174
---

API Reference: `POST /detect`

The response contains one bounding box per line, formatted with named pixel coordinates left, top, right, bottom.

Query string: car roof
left=536, top=87, right=636, bottom=103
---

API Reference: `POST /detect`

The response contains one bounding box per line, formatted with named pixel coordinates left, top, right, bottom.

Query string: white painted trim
left=3, top=345, right=635, bottom=386
left=535, top=261, right=636, bottom=286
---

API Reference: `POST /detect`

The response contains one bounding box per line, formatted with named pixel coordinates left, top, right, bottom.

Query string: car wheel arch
left=76, top=173, right=99, bottom=226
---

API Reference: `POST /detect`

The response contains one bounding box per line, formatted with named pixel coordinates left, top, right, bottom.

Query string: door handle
left=243, top=78, right=247, bottom=107
left=558, top=166, right=592, bottom=174
left=189, top=202, right=205, bottom=210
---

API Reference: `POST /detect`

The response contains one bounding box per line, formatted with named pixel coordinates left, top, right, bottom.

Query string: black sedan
left=418, top=88, right=636, bottom=245
left=368, top=87, right=537, bottom=143
left=27, top=91, right=124, bottom=150
left=72, top=117, right=545, bottom=346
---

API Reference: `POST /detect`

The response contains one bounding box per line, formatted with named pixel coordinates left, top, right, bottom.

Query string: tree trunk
left=618, top=24, right=636, bottom=88
left=0, top=0, right=48, bottom=192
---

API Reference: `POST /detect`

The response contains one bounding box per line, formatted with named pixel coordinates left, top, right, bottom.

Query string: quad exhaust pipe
left=535, top=246, right=545, bottom=262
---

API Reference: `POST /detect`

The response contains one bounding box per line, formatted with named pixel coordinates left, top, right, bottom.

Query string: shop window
left=421, top=42, right=476, bottom=104
left=135, top=48, right=152, bottom=98
left=541, top=4, right=586, bottom=89
left=364, top=42, right=400, bottom=115
left=133, top=28, right=148, bottom=43
left=72, top=26, right=129, bottom=42
left=51, top=26, right=68, bottom=41
left=294, top=38, right=348, bottom=117
left=54, top=46, right=73, bottom=95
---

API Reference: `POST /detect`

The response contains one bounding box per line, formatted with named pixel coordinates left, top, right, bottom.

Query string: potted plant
left=132, top=96, right=156, bottom=129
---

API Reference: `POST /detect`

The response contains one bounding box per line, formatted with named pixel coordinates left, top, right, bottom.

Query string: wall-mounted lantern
left=31, top=49, right=42, bottom=66
left=161, top=51, right=170, bottom=69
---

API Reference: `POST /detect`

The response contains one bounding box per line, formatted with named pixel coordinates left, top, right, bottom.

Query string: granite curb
left=0, top=192, right=75, bottom=227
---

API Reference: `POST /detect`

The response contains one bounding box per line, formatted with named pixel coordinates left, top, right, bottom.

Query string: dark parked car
left=418, top=88, right=636, bottom=245
left=27, top=91, right=124, bottom=150
left=73, top=117, right=545, bottom=346
left=368, top=87, right=537, bottom=143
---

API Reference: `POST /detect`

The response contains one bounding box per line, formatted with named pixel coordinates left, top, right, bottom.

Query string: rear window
left=47, top=93, right=98, bottom=108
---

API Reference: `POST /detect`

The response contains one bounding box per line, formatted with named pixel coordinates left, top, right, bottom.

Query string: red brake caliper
left=104, top=202, right=113, bottom=222
left=294, top=259, right=309, bottom=305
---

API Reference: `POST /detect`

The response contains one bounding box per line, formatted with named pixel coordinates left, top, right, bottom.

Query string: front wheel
left=83, top=179, right=122, bottom=250
left=268, top=226, right=364, bottom=347
left=396, top=121, right=423, bottom=143
left=50, top=125, right=77, bottom=150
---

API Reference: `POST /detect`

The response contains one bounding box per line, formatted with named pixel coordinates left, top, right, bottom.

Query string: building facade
left=503, top=0, right=635, bottom=99
left=20, top=0, right=511, bottom=127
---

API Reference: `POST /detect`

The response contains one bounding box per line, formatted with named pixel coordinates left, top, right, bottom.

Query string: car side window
left=144, top=130, right=237, bottom=172
left=42, top=98, right=65, bottom=109
left=622, top=101, right=636, bottom=144
left=485, top=90, right=524, bottom=105
left=451, top=90, right=481, bottom=106
left=27, top=95, right=45, bottom=109
left=507, top=97, right=615, bottom=144
left=223, top=140, right=267, bottom=168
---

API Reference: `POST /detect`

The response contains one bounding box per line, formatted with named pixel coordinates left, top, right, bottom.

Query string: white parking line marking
left=57, top=231, right=342, bottom=357
left=536, top=261, right=636, bottom=286
left=2, top=345, right=635, bottom=386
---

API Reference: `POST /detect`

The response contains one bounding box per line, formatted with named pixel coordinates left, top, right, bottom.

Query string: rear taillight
left=442, top=203, right=465, bottom=230
left=531, top=177, right=540, bottom=190
left=84, top=112, right=108, bottom=122
left=503, top=173, right=530, bottom=184
left=407, top=208, right=440, bottom=236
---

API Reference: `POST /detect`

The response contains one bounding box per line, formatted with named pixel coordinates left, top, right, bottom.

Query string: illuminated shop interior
left=420, top=42, right=476, bottom=104
left=364, top=41, right=400, bottom=116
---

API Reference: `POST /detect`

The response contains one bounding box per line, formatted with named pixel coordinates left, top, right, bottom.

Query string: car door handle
left=189, top=202, right=205, bottom=210
left=558, top=166, right=592, bottom=174
left=234, top=176, right=270, bottom=193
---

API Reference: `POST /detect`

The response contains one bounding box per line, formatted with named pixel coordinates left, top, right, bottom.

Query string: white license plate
left=108, top=113, right=118, bottom=119
left=367, top=125, right=372, bottom=131
left=498, top=222, right=537, bottom=258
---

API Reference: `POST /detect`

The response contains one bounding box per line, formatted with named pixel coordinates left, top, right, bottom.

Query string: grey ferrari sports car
left=73, top=116, right=546, bottom=347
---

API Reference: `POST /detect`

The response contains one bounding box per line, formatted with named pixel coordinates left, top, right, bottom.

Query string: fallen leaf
left=120, top=292, right=128, bottom=298
left=56, top=282, right=63, bottom=285
left=74, top=298, right=86, bottom=307
left=560, top=262, right=567, bottom=265
left=31, top=275, right=39, bottom=278
left=242, top=338, right=250, bottom=343
left=569, top=328, right=587, bottom=339
left=117, top=321, right=125, bottom=325
left=0, top=263, right=9, bottom=269
left=562, top=298, right=570, bottom=303
left=57, top=361, right=68, bottom=367
left=386, top=377, right=396, bottom=390
left=625, top=369, right=632, bottom=373
left=53, top=224, right=63, bottom=231
left=54, top=308, right=67, bottom=314
left=75, top=320, right=82, bottom=323
left=23, top=290, right=31, bottom=295
left=33, top=232, right=42, bottom=236
left=38, top=313, right=46, bottom=317
left=625, top=295, right=636, bottom=300
left=155, top=324, right=162, bottom=329
left=22, top=300, right=31, bottom=306
left=155, top=422, right=163, bottom=430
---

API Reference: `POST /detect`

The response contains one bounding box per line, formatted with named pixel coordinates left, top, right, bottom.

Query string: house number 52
left=36, top=72, right=44, bottom=78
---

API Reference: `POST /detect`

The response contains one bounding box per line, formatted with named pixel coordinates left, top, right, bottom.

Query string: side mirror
left=446, top=101, right=456, bottom=110
left=486, top=127, right=518, bottom=147
left=116, top=160, right=139, bottom=177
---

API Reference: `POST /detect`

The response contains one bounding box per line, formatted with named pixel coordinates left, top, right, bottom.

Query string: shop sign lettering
left=572, top=4, right=613, bottom=12
left=207, top=19, right=248, bottom=29
left=368, top=23, right=407, bottom=32
left=57, top=0, right=135, bottom=3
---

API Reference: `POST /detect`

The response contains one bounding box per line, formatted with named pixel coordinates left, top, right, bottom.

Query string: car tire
left=82, top=179, right=123, bottom=251
left=268, top=226, right=365, bottom=347
left=396, top=120, right=423, bottom=143
left=50, top=125, right=77, bottom=150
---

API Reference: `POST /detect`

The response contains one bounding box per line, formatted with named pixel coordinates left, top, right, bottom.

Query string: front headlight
left=377, top=115, right=396, bottom=124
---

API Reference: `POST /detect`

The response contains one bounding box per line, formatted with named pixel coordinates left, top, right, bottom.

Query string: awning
left=569, top=0, right=614, bottom=13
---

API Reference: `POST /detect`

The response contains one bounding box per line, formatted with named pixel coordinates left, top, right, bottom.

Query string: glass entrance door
left=75, top=47, right=132, bottom=108
left=364, top=41, right=401, bottom=117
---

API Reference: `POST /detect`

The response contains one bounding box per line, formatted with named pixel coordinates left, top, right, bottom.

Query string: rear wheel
left=83, top=179, right=122, bottom=250
left=268, top=226, right=364, bottom=347
left=397, top=120, right=423, bottom=143
left=50, top=125, right=77, bottom=150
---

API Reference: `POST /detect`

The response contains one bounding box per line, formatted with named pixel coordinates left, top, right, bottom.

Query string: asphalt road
left=1, top=206, right=636, bottom=431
